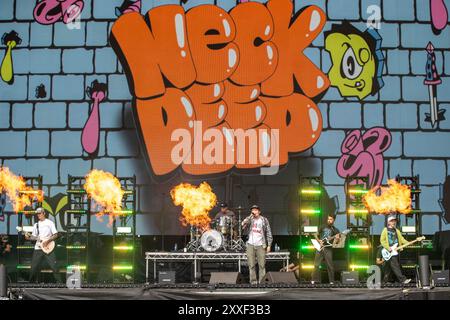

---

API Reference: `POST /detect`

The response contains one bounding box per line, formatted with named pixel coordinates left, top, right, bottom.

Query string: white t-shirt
left=32, top=219, right=57, bottom=250
left=247, top=217, right=264, bottom=246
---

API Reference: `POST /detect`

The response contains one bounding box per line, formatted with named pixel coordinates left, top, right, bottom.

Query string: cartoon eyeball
left=325, top=22, right=384, bottom=100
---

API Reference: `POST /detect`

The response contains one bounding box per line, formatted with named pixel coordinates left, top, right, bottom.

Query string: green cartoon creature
left=325, top=22, right=384, bottom=100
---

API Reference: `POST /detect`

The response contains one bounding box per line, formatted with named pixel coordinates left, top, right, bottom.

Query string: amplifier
left=341, top=271, right=359, bottom=285
left=432, top=270, right=449, bottom=285
left=158, top=271, right=176, bottom=284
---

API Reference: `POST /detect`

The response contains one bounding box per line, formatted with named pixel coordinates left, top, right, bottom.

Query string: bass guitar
left=16, top=226, right=56, bottom=254
left=381, top=236, right=425, bottom=261
left=311, top=229, right=351, bottom=252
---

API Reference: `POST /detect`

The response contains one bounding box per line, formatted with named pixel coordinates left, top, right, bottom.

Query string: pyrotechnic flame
left=84, top=169, right=124, bottom=225
left=363, top=179, right=412, bottom=214
left=170, top=182, right=217, bottom=231
left=0, top=167, right=44, bottom=212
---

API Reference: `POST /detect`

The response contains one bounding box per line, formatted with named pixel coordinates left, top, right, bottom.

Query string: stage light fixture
left=113, top=245, right=134, bottom=251
left=303, top=226, right=318, bottom=233
left=16, top=245, right=34, bottom=249
left=301, top=189, right=321, bottom=195
left=67, top=189, right=86, bottom=194
left=116, top=227, right=132, bottom=234
left=348, top=209, right=369, bottom=214
left=16, top=265, right=31, bottom=269
left=349, top=245, right=370, bottom=250
left=65, top=209, right=88, bottom=214
left=301, top=264, right=314, bottom=269
left=300, top=209, right=321, bottom=214
left=66, top=245, right=86, bottom=250
left=113, top=265, right=133, bottom=270
left=349, top=265, right=369, bottom=270
left=348, top=189, right=368, bottom=194
left=67, top=265, right=87, bottom=270
left=402, top=226, right=416, bottom=233
left=18, top=210, right=37, bottom=214
left=301, top=245, right=315, bottom=250
left=112, top=210, right=134, bottom=215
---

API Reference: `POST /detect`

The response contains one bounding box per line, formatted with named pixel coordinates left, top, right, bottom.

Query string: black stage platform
left=7, top=284, right=450, bottom=300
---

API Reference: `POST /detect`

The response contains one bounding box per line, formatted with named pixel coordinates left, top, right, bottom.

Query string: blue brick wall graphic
left=0, top=0, right=450, bottom=236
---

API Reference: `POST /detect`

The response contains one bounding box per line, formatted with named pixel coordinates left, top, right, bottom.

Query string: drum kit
left=185, top=206, right=247, bottom=252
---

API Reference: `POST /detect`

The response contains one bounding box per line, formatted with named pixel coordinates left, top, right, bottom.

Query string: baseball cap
left=387, top=215, right=397, bottom=222
left=250, top=204, right=260, bottom=210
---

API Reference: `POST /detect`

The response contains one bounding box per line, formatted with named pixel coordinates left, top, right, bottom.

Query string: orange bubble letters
left=111, top=0, right=329, bottom=177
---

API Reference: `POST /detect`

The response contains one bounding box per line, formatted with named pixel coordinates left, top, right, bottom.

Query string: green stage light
left=66, top=245, right=86, bottom=250
left=18, top=190, right=41, bottom=194
left=67, top=265, right=87, bottom=270
left=301, top=189, right=321, bottom=195
left=402, top=264, right=418, bottom=269
left=17, top=245, right=34, bottom=249
left=112, top=210, right=134, bottom=215
left=65, top=209, right=88, bottom=214
left=301, top=264, right=315, bottom=269
left=113, top=265, right=133, bottom=270
left=18, top=210, right=37, bottom=214
left=67, top=189, right=86, bottom=194
left=300, top=209, right=321, bottom=214
left=348, top=209, right=369, bottom=214
left=301, top=245, right=315, bottom=250
left=349, top=265, right=369, bottom=270
left=16, top=265, right=31, bottom=269
left=348, top=189, right=368, bottom=194
left=349, top=245, right=370, bottom=250
left=113, top=245, right=134, bottom=251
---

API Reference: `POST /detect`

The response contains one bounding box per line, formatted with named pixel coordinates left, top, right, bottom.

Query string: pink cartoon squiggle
left=336, top=127, right=392, bottom=188
left=34, top=0, right=84, bottom=25
left=82, top=80, right=107, bottom=156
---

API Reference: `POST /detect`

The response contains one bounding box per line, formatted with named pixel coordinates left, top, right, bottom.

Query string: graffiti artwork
left=424, top=42, right=445, bottom=127
left=111, top=0, right=329, bottom=178
left=35, top=84, right=47, bottom=99
left=337, top=127, right=392, bottom=188
left=439, top=176, right=450, bottom=224
left=82, top=80, right=107, bottom=156
left=0, top=31, right=21, bottom=85
left=325, top=22, right=384, bottom=100
left=115, top=0, right=141, bottom=17
left=33, top=0, right=84, bottom=25
left=430, top=0, right=448, bottom=35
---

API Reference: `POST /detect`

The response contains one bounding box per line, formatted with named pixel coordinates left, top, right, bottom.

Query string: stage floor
left=8, top=284, right=450, bottom=300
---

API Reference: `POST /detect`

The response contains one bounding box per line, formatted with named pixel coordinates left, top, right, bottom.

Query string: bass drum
left=200, top=229, right=224, bottom=252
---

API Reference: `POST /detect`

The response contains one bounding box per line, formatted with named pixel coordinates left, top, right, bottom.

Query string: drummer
left=214, top=202, right=236, bottom=228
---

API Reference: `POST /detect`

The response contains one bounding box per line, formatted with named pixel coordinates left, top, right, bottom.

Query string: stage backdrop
left=1, top=0, right=450, bottom=236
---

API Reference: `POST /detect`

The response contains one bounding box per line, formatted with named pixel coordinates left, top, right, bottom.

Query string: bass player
left=25, top=207, right=61, bottom=283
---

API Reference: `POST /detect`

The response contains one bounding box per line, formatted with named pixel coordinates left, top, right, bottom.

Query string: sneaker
left=403, top=278, right=411, bottom=284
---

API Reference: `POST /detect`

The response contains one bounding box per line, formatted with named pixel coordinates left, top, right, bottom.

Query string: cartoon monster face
left=325, top=32, right=376, bottom=100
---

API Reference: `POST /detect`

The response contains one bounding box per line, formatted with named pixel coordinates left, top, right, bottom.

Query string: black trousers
left=29, top=250, right=61, bottom=283
left=383, top=255, right=406, bottom=283
left=312, top=247, right=335, bottom=282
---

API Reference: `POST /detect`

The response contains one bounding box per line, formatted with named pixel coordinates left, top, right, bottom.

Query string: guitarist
left=25, top=207, right=61, bottom=283
left=380, top=215, right=411, bottom=284
left=311, top=214, right=340, bottom=284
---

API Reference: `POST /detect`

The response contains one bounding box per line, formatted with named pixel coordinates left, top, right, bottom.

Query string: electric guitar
left=311, top=229, right=351, bottom=252
left=381, top=236, right=425, bottom=261
left=16, top=226, right=56, bottom=254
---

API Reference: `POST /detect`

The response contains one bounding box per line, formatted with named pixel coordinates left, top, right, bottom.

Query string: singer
left=241, top=205, right=273, bottom=285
